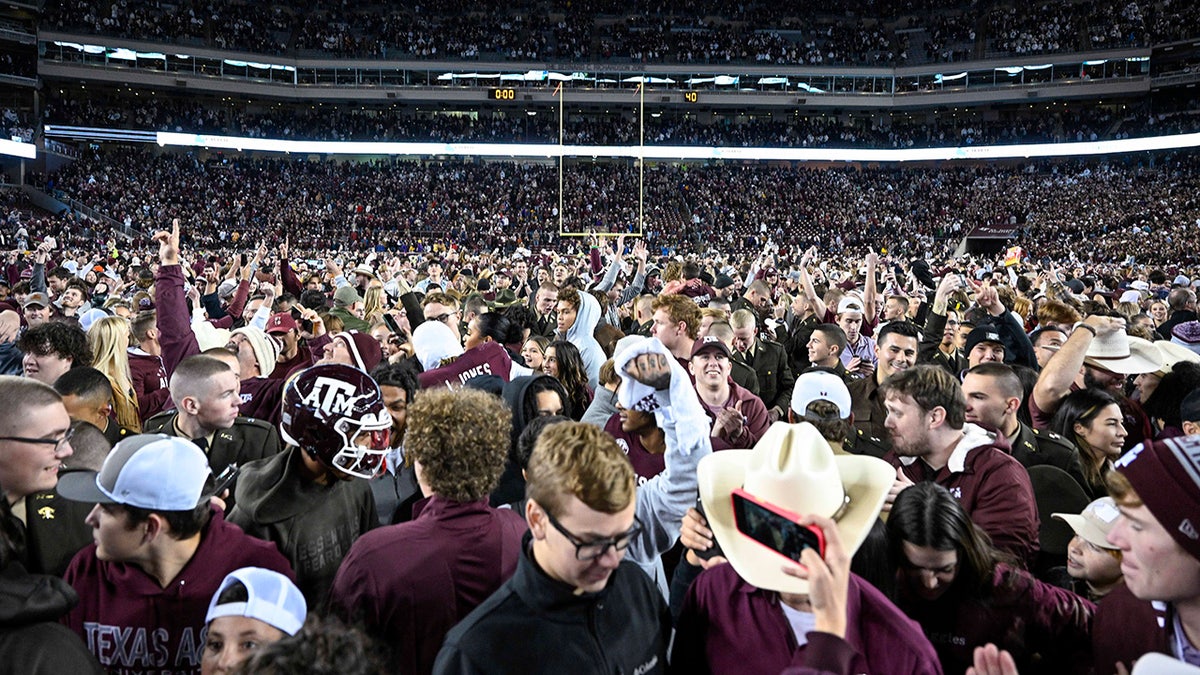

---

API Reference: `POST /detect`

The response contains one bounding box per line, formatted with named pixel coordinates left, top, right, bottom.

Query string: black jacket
left=1009, top=422, right=1088, bottom=492
left=142, top=410, right=281, bottom=510
left=434, top=533, right=669, bottom=675
left=23, top=477, right=95, bottom=576
left=737, top=339, right=795, bottom=414
left=918, top=309, right=968, bottom=376
left=0, top=562, right=102, bottom=674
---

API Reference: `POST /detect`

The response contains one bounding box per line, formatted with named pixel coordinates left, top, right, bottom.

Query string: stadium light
left=153, top=131, right=1200, bottom=163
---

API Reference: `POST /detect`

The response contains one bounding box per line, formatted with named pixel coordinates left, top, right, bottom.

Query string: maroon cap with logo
left=266, top=312, right=298, bottom=334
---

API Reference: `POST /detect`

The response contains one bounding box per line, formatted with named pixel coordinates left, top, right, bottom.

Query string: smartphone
left=692, top=498, right=724, bottom=561
left=731, top=488, right=825, bottom=564
left=210, top=463, right=239, bottom=497
left=383, top=313, right=404, bottom=336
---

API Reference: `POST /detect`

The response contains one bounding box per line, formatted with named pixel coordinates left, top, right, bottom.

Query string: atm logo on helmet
left=302, top=377, right=367, bottom=415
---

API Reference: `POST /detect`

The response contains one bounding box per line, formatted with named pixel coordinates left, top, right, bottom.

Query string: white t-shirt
left=779, top=601, right=818, bottom=648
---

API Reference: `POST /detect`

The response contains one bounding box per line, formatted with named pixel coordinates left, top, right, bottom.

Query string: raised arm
left=863, top=251, right=880, bottom=323
left=154, top=219, right=200, bottom=377
left=799, top=247, right=828, bottom=320
left=1030, top=315, right=1124, bottom=418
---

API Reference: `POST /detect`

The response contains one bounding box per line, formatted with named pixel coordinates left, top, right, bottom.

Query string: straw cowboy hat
left=1082, top=333, right=1161, bottom=375
left=350, top=264, right=378, bottom=281
left=1152, top=339, right=1200, bottom=377
left=698, top=422, right=893, bottom=594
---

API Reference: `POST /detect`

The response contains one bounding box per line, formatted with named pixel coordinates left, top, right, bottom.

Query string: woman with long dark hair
left=887, top=483, right=1094, bottom=675
left=1048, top=388, right=1126, bottom=498
left=544, top=340, right=592, bottom=420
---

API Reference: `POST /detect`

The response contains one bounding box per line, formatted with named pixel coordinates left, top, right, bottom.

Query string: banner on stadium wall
left=967, top=222, right=1019, bottom=239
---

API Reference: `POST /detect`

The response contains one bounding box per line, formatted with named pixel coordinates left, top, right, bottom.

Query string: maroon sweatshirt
left=128, top=348, right=170, bottom=420
left=62, top=510, right=294, bottom=675
left=418, top=341, right=522, bottom=390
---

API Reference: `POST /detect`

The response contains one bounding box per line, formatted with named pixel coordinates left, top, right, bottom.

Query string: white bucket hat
left=698, top=422, right=893, bottom=594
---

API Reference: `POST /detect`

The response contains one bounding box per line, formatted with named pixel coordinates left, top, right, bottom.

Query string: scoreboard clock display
left=683, top=91, right=699, bottom=103
left=489, top=88, right=517, bottom=100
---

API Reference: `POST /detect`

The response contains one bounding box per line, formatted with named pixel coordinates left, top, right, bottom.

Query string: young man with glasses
left=421, top=292, right=462, bottom=342
left=434, top=421, right=669, bottom=675
left=0, top=375, right=93, bottom=574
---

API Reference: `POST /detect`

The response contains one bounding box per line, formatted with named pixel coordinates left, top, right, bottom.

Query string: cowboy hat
left=1083, top=333, right=1162, bottom=375
left=1153, top=339, right=1200, bottom=376
left=350, top=264, right=378, bottom=281
left=698, top=422, right=893, bottom=594
left=487, top=289, right=520, bottom=309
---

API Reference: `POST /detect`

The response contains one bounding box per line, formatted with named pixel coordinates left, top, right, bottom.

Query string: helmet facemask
left=328, top=410, right=392, bottom=479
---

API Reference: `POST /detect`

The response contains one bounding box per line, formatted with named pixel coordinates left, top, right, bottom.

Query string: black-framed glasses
left=545, top=510, right=642, bottom=561
left=429, top=311, right=460, bottom=324
left=0, top=426, right=74, bottom=452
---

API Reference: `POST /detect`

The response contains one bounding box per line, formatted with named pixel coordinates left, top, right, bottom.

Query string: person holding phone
left=670, top=423, right=940, bottom=675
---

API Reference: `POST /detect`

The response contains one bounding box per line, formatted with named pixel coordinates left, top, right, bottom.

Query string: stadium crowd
left=4, top=146, right=1200, bottom=671
left=29, top=147, right=1200, bottom=269
left=10, top=3, right=1200, bottom=670
left=36, top=0, right=1200, bottom=65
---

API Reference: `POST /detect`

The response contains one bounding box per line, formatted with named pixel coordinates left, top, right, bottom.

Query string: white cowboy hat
left=1083, top=333, right=1162, bottom=375
left=350, top=264, right=378, bottom=280
left=698, top=422, right=893, bottom=594
left=1153, top=340, right=1200, bottom=376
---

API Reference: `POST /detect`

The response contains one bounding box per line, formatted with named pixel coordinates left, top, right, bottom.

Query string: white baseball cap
left=206, top=567, right=307, bottom=636
left=790, top=370, right=852, bottom=420
left=57, top=434, right=211, bottom=510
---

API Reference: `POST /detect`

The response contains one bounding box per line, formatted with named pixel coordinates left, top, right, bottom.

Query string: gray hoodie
left=564, top=290, right=605, bottom=390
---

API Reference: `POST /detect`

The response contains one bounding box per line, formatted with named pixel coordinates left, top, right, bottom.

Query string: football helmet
left=280, top=363, right=391, bottom=479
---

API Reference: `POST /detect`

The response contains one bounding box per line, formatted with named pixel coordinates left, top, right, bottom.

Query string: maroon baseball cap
left=266, top=312, right=298, bottom=334
left=690, top=335, right=732, bottom=360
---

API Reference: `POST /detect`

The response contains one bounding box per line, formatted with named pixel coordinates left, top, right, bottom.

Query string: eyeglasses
left=0, top=426, right=74, bottom=452
left=545, top=510, right=642, bottom=561
left=428, top=311, right=459, bottom=324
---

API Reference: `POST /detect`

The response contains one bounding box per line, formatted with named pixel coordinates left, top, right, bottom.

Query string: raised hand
left=624, top=351, right=672, bottom=391
left=153, top=219, right=181, bottom=265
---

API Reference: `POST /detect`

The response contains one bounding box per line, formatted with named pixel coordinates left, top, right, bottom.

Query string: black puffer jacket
left=0, top=561, right=102, bottom=674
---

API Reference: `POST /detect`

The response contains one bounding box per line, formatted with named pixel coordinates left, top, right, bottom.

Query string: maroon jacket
left=898, top=565, right=1095, bottom=675
left=127, top=347, right=170, bottom=420
left=62, top=510, right=294, bottom=675
left=418, top=341, right=523, bottom=390
left=279, top=257, right=304, bottom=298
left=697, top=380, right=770, bottom=450
left=671, top=563, right=942, bottom=675
left=1092, top=582, right=1172, bottom=675
left=270, top=347, right=313, bottom=381
left=678, top=278, right=717, bottom=308
left=154, top=264, right=200, bottom=378
left=885, top=425, right=1040, bottom=567
left=329, top=497, right=526, bottom=675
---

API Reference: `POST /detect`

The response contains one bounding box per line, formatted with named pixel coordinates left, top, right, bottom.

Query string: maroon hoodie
left=128, top=347, right=170, bottom=420
left=62, top=510, right=293, bottom=675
